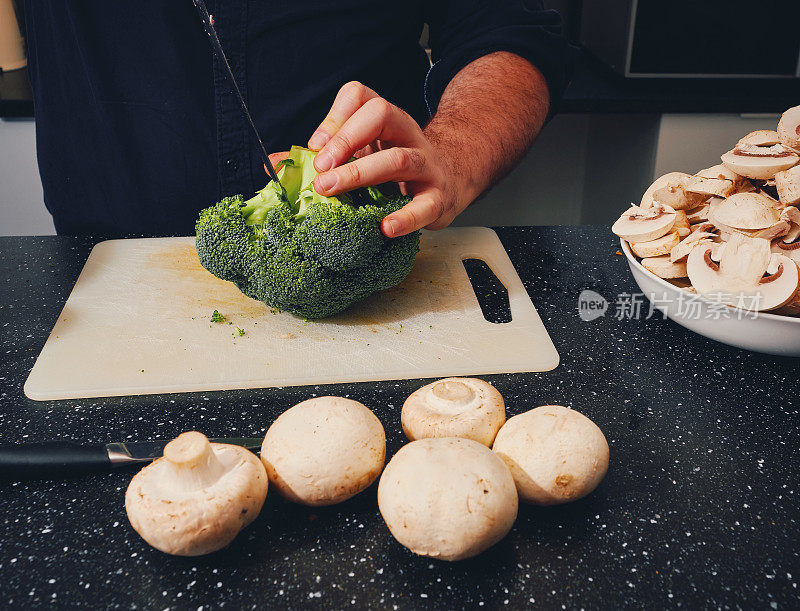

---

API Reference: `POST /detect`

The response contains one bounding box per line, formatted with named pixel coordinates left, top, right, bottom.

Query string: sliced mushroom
left=758, top=189, right=782, bottom=206
left=758, top=181, right=781, bottom=202
left=670, top=231, right=716, bottom=263
left=773, top=302, right=800, bottom=316
left=779, top=206, right=800, bottom=243
left=750, top=221, right=792, bottom=241
left=630, top=231, right=680, bottom=258
left=673, top=210, right=691, bottom=236
left=641, top=255, right=688, bottom=279
left=125, top=432, right=269, bottom=556
left=686, top=234, right=799, bottom=311
left=650, top=176, right=708, bottom=211
left=667, top=278, right=692, bottom=289
left=691, top=221, right=716, bottom=234
left=772, top=235, right=800, bottom=265
left=737, top=130, right=781, bottom=147
left=737, top=180, right=758, bottom=194
left=667, top=278, right=697, bottom=293
left=775, top=166, right=800, bottom=206
left=690, top=222, right=721, bottom=239
left=619, top=106, right=800, bottom=318
left=686, top=202, right=711, bottom=223
left=721, top=142, right=799, bottom=181
left=771, top=286, right=800, bottom=316
left=612, top=203, right=677, bottom=243
left=708, top=192, right=782, bottom=231
left=777, top=105, right=800, bottom=152
left=640, top=172, right=691, bottom=209
left=708, top=194, right=793, bottom=240
left=686, top=164, right=746, bottom=198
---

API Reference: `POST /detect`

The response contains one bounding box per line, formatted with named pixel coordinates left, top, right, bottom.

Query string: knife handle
left=0, top=442, right=111, bottom=480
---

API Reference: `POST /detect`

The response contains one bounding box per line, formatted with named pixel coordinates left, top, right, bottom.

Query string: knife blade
left=0, top=437, right=263, bottom=480
left=190, top=0, right=282, bottom=186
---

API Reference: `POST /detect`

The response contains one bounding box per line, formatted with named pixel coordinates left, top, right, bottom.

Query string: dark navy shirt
left=25, top=1, right=574, bottom=236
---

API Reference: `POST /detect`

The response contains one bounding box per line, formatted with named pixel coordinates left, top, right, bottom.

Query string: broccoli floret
left=195, top=146, right=420, bottom=319
left=210, top=309, right=225, bottom=323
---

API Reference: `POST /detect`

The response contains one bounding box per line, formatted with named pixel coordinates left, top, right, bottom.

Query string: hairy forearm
left=424, top=51, right=550, bottom=204
left=307, top=53, right=551, bottom=235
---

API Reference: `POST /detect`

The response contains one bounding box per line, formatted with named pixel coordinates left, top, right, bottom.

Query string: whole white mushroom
left=401, top=377, right=506, bottom=446
left=261, top=396, right=386, bottom=506
left=378, top=437, right=518, bottom=561
left=125, top=431, right=268, bottom=556
left=492, top=405, right=609, bottom=505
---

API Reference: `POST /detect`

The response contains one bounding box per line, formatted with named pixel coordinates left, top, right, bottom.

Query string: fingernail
left=308, top=130, right=330, bottom=151
left=384, top=217, right=400, bottom=237
left=315, top=151, right=333, bottom=172
left=316, top=172, right=336, bottom=192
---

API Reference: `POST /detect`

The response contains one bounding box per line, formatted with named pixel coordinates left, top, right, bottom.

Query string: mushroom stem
left=428, top=380, right=477, bottom=414
left=162, top=432, right=227, bottom=493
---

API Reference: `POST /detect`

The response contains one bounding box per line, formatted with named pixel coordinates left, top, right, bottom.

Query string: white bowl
left=620, top=239, right=800, bottom=357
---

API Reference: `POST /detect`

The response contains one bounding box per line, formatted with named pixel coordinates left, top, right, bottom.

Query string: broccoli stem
left=242, top=183, right=285, bottom=225
left=241, top=146, right=321, bottom=226
left=239, top=146, right=378, bottom=228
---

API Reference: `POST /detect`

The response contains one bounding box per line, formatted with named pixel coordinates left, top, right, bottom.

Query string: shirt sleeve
left=423, top=0, right=578, bottom=118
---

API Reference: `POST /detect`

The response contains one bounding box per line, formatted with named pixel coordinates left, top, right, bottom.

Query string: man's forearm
left=424, top=51, right=551, bottom=205
left=307, top=52, right=551, bottom=235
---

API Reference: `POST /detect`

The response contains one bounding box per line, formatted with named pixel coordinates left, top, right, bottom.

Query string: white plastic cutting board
left=25, top=228, right=558, bottom=400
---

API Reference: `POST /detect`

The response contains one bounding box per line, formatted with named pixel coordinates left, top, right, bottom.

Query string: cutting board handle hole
left=462, top=258, right=512, bottom=324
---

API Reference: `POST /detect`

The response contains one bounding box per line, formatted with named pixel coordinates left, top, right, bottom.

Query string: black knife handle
left=0, top=442, right=111, bottom=480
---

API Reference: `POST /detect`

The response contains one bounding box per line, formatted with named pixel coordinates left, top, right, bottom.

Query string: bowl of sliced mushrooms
left=613, top=105, right=800, bottom=357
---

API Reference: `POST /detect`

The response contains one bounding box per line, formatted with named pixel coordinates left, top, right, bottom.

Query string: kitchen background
left=1, top=0, right=798, bottom=236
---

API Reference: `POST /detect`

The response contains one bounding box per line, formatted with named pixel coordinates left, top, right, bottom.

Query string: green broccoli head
left=195, top=146, right=420, bottom=319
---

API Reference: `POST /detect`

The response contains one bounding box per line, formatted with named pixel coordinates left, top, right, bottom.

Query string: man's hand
left=301, top=52, right=550, bottom=237
left=307, top=82, right=469, bottom=238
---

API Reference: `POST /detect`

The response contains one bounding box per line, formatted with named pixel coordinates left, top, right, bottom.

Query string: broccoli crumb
left=210, top=310, right=225, bottom=323
left=234, top=327, right=245, bottom=337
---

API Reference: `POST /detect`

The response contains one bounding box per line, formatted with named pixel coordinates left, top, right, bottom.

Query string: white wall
left=0, top=118, right=53, bottom=235
left=454, top=113, right=590, bottom=227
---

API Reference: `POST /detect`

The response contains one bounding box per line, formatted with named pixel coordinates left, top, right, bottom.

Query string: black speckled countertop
left=0, top=227, right=798, bottom=609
